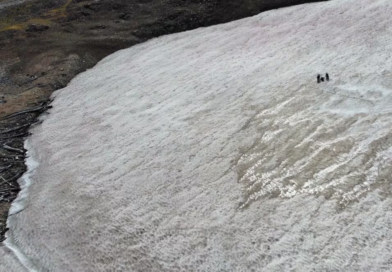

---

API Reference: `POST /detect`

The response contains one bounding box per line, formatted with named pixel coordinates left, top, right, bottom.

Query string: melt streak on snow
left=4, top=0, right=392, bottom=271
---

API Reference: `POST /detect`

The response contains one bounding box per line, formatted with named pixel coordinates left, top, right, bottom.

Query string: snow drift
left=3, top=0, right=392, bottom=271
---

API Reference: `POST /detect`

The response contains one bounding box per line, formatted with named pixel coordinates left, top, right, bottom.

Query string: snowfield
left=3, top=0, right=392, bottom=271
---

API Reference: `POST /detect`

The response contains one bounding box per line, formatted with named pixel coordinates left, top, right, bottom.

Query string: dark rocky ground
left=0, top=0, right=328, bottom=243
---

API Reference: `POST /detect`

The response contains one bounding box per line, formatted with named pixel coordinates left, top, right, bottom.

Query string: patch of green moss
left=0, top=18, right=52, bottom=32
left=45, top=0, right=73, bottom=18
left=0, top=0, right=72, bottom=32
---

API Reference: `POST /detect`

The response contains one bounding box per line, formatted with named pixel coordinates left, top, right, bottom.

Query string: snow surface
left=0, top=246, right=27, bottom=272
left=3, top=0, right=392, bottom=271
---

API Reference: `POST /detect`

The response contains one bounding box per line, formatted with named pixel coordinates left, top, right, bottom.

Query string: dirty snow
left=3, top=0, right=392, bottom=271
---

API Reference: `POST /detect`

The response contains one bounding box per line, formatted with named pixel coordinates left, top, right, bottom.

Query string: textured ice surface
left=0, top=246, right=27, bottom=272
left=4, top=0, right=392, bottom=271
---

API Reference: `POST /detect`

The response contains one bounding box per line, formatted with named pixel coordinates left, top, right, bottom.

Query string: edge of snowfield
left=3, top=0, right=392, bottom=271
left=3, top=140, right=38, bottom=272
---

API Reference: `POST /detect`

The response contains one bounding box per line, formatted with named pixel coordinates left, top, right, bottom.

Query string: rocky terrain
left=0, top=0, right=327, bottom=243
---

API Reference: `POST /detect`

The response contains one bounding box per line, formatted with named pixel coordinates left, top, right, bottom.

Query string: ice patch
left=4, top=0, right=392, bottom=271
left=5, top=139, right=40, bottom=272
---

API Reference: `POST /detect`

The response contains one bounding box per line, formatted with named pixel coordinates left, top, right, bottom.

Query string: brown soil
left=0, top=0, right=328, bottom=243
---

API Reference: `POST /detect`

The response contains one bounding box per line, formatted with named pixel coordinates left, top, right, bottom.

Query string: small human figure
left=320, top=77, right=325, bottom=82
left=326, top=73, right=330, bottom=81
left=317, top=74, right=321, bottom=83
